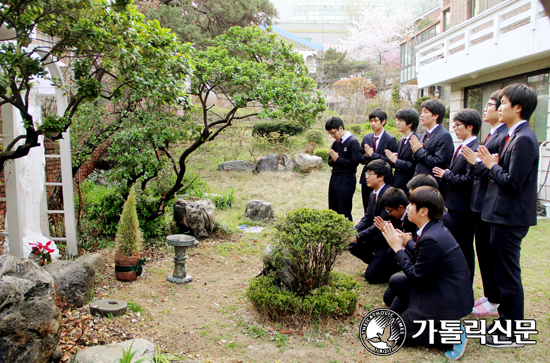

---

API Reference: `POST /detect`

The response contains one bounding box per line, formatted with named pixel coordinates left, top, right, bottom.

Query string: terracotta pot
left=114, top=252, right=140, bottom=282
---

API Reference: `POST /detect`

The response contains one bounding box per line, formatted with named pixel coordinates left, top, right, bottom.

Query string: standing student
left=433, top=109, right=481, bottom=282
left=381, top=186, right=473, bottom=360
left=349, top=160, right=399, bottom=283
left=410, top=99, right=454, bottom=192
left=462, top=90, right=508, bottom=316
left=325, top=117, right=362, bottom=221
left=385, top=108, right=419, bottom=195
left=359, top=109, right=397, bottom=213
left=478, top=83, right=539, bottom=348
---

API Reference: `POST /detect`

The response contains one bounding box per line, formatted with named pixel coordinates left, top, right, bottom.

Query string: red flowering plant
left=29, top=241, right=55, bottom=265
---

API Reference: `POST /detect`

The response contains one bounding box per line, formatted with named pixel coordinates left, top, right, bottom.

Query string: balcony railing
left=415, top=0, right=550, bottom=88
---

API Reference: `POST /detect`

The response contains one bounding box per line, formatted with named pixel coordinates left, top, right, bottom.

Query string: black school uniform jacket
left=393, top=132, right=418, bottom=193
left=328, top=134, right=361, bottom=174
left=395, top=220, right=473, bottom=321
left=470, top=124, right=508, bottom=213
left=355, top=184, right=392, bottom=255
left=441, top=139, right=479, bottom=212
left=359, top=131, right=397, bottom=185
left=414, top=125, right=454, bottom=176
left=482, top=122, right=539, bottom=226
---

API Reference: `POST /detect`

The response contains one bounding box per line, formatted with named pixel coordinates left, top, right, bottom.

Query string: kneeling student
left=381, top=186, right=473, bottom=360
left=349, top=160, right=399, bottom=283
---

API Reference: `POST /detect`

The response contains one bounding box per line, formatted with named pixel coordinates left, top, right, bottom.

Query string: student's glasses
left=328, top=130, right=338, bottom=136
left=452, top=122, right=464, bottom=129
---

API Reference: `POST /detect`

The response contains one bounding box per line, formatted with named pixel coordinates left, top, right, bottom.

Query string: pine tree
left=115, top=187, right=142, bottom=256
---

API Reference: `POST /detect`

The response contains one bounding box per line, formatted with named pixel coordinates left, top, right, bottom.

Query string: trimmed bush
left=246, top=272, right=359, bottom=322
left=313, top=148, right=330, bottom=162
left=305, top=129, right=324, bottom=144
left=271, top=208, right=354, bottom=296
left=252, top=121, right=304, bottom=141
left=115, top=187, right=142, bottom=256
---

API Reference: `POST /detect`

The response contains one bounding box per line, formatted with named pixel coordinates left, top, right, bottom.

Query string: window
left=465, top=69, right=550, bottom=142
left=472, top=0, right=502, bottom=17
left=443, top=9, right=451, bottom=31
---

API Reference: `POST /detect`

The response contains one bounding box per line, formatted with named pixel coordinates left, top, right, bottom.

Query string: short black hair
left=421, top=99, right=447, bottom=124
left=453, top=109, right=481, bottom=136
left=409, top=186, right=444, bottom=220
left=366, top=159, right=392, bottom=184
left=489, top=90, right=501, bottom=110
left=407, top=174, right=438, bottom=191
left=395, top=108, right=419, bottom=131
left=499, top=83, right=538, bottom=121
left=379, top=187, right=409, bottom=209
left=325, top=117, right=345, bottom=131
left=369, top=108, right=388, bottom=124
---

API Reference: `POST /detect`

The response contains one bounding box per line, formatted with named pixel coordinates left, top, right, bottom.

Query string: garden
left=49, top=121, right=550, bottom=363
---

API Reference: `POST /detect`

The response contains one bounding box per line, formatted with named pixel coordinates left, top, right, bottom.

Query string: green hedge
left=246, top=272, right=359, bottom=322
left=313, top=148, right=330, bottom=162
left=305, top=129, right=324, bottom=144
left=252, top=121, right=304, bottom=141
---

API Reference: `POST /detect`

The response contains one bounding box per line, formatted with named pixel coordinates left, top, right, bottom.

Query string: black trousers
left=383, top=272, right=410, bottom=315
left=328, top=174, right=356, bottom=221
left=361, top=184, right=373, bottom=214
left=401, top=311, right=453, bottom=350
left=473, top=212, right=500, bottom=303
left=448, top=209, right=475, bottom=282
left=349, top=242, right=400, bottom=284
left=490, top=223, right=529, bottom=323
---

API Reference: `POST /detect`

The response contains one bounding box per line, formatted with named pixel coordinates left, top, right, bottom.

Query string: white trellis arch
left=1, top=26, right=78, bottom=258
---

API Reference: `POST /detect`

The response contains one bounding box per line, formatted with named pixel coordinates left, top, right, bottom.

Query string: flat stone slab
left=90, top=299, right=127, bottom=318
left=75, top=338, right=155, bottom=363
left=242, top=227, right=265, bottom=233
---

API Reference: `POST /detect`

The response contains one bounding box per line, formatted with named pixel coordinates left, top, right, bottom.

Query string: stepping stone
left=89, top=299, right=127, bottom=318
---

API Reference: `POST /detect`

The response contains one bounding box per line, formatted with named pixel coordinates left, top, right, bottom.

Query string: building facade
left=401, top=0, right=550, bottom=200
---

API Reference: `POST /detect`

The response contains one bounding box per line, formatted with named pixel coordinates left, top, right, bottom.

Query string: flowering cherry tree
left=344, top=6, right=416, bottom=66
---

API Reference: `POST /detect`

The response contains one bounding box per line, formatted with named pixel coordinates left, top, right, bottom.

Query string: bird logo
left=359, top=309, right=406, bottom=356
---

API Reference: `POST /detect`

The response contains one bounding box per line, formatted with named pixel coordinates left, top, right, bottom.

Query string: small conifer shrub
left=115, top=187, right=142, bottom=256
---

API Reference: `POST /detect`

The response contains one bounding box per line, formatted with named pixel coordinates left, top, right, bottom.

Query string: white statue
left=6, top=86, right=60, bottom=259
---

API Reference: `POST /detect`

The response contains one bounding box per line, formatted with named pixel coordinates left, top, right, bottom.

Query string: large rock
left=75, top=338, right=155, bottom=363
left=244, top=200, right=274, bottom=221
left=217, top=160, right=256, bottom=172
left=292, top=153, right=323, bottom=172
left=43, top=260, right=95, bottom=308
left=174, top=199, right=216, bottom=239
left=277, top=153, right=294, bottom=172
left=0, top=255, right=61, bottom=363
left=76, top=252, right=105, bottom=275
left=256, top=154, right=278, bottom=172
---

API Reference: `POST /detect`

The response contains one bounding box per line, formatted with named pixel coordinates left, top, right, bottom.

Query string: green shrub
left=413, top=96, right=434, bottom=113
left=252, top=121, right=304, bottom=141
left=272, top=208, right=354, bottom=296
left=348, top=124, right=363, bottom=136
left=305, top=129, right=324, bottom=144
left=313, top=148, right=330, bottom=162
left=115, top=187, right=142, bottom=256
left=202, top=189, right=235, bottom=210
left=246, top=272, right=359, bottom=322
